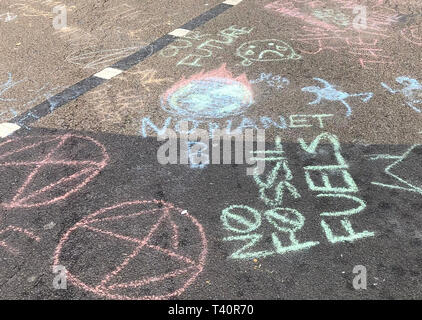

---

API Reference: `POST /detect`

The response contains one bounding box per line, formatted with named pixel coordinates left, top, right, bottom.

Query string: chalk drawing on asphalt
left=236, top=39, right=301, bottom=66
left=0, top=134, right=109, bottom=208
left=0, top=12, right=17, bottom=22
left=0, top=226, right=40, bottom=255
left=0, top=73, right=25, bottom=102
left=53, top=200, right=207, bottom=300
left=161, top=64, right=254, bottom=119
left=250, top=73, right=290, bottom=90
left=221, top=133, right=375, bottom=260
left=401, top=26, right=422, bottom=46
left=301, top=78, right=373, bottom=117
left=381, top=76, right=422, bottom=113
left=160, top=26, right=253, bottom=67
left=369, top=145, right=422, bottom=195
left=66, top=45, right=152, bottom=69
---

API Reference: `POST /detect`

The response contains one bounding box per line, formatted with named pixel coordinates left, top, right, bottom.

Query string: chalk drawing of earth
left=161, top=64, right=254, bottom=119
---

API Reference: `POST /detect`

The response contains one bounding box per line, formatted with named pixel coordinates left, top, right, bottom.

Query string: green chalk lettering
left=304, top=169, right=359, bottom=193
left=223, top=233, right=274, bottom=259
left=370, top=145, right=422, bottom=195
left=177, top=54, right=207, bottom=67
left=311, top=114, right=333, bottom=128
left=298, top=132, right=347, bottom=167
left=289, top=114, right=313, bottom=128
left=317, top=194, right=366, bottom=216
left=221, top=205, right=261, bottom=234
left=272, top=232, right=319, bottom=254
left=265, top=208, right=319, bottom=253
left=321, top=219, right=375, bottom=243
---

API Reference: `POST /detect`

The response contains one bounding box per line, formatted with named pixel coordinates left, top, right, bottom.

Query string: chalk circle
left=0, top=134, right=108, bottom=209
left=162, top=78, right=253, bottom=119
left=264, top=208, right=304, bottom=233
left=221, top=205, right=261, bottom=233
left=161, top=64, right=254, bottom=119
left=53, top=200, right=208, bottom=300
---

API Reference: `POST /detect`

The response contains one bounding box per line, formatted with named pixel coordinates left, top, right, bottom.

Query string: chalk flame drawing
left=0, top=226, right=40, bottom=255
left=0, top=134, right=109, bottom=208
left=161, top=64, right=254, bottom=119
left=53, top=200, right=208, bottom=300
left=301, top=78, right=373, bottom=117
left=401, top=26, right=422, bottom=46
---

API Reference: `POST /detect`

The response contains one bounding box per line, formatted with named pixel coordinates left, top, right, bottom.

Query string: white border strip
left=94, top=67, right=123, bottom=80
left=0, top=123, right=21, bottom=138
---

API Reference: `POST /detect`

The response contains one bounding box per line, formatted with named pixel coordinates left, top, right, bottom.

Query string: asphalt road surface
left=0, top=0, right=421, bottom=300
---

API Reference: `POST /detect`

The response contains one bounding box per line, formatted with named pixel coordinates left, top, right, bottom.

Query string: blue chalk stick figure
left=301, top=78, right=373, bottom=117
left=381, top=76, right=422, bottom=113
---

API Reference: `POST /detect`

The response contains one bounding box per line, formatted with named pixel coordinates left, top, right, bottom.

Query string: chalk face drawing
left=0, top=134, right=108, bottom=209
left=250, top=73, right=290, bottom=90
left=53, top=200, right=207, bottom=300
left=236, top=39, right=301, bottom=66
left=302, top=78, right=373, bottom=117
left=401, top=26, right=422, bottom=46
left=222, top=133, right=374, bottom=260
left=381, top=76, right=422, bottom=113
left=369, top=145, right=422, bottom=195
left=161, top=64, right=254, bottom=119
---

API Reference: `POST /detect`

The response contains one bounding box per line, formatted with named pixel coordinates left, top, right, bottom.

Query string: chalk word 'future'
left=302, top=78, right=373, bottom=117
left=221, top=133, right=374, bottom=260
left=381, top=76, right=422, bottom=113
left=161, top=26, right=253, bottom=67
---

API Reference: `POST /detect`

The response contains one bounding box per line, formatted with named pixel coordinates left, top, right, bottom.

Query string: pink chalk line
left=0, top=225, right=40, bottom=255
left=0, top=134, right=109, bottom=208
left=53, top=200, right=208, bottom=300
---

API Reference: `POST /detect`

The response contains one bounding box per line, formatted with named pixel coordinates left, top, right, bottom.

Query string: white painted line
left=0, top=123, right=21, bottom=138
left=94, top=67, right=123, bottom=80
left=223, top=0, right=243, bottom=5
left=168, top=28, right=191, bottom=37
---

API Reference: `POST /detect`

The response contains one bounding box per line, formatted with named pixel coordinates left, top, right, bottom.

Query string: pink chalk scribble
left=0, top=134, right=109, bottom=209
left=0, top=225, right=40, bottom=255
left=53, top=200, right=208, bottom=300
left=401, top=26, right=422, bottom=47
left=265, top=0, right=401, bottom=68
left=265, top=0, right=341, bottom=31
